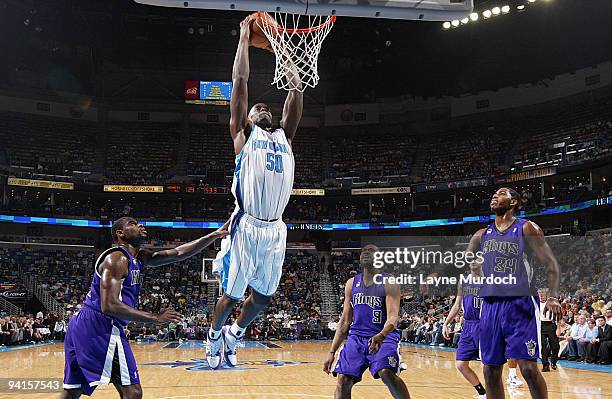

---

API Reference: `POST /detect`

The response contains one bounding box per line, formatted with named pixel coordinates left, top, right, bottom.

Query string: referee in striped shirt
left=539, top=289, right=559, bottom=371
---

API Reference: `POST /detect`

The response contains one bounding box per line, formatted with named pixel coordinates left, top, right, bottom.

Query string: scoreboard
left=165, top=184, right=230, bottom=194
left=185, top=80, right=232, bottom=105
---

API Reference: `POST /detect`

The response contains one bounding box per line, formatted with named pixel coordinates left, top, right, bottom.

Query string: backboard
left=133, top=0, right=473, bottom=21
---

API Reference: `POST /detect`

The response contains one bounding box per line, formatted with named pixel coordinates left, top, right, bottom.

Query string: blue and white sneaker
left=206, top=331, right=223, bottom=369
left=507, top=375, right=524, bottom=388
left=222, top=325, right=241, bottom=367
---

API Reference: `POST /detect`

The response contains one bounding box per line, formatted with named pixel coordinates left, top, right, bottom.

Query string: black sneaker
left=551, top=363, right=557, bottom=370
left=542, top=364, right=550, bottom=372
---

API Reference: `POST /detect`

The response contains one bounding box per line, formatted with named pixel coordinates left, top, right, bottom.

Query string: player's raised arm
left=230, top=15, right=255, bottom=155
left=523, top=220, right=562, bottom=320
left=143, top=224, right=229, bottom=268
left=323, top=277, right=354, bottom=374
left=100, top=251, right=182, bottom=323
left=443, top=283, right=463, bottom=340
left=280, top=59, right=303, bottom=145
left=368, top=281, right=401, bottom=354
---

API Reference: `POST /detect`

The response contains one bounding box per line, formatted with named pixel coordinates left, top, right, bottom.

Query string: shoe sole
left=222, top=326, right=237, bottom=368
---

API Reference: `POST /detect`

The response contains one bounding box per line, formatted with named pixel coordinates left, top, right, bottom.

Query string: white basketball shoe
left=206, top=330, right=223, bottom=369
left=222, top=325, right=241, bottom=367
left=507, top=375, right=524, bottom=387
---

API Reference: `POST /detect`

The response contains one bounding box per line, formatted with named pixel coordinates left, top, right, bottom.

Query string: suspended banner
left=8, top=177, right=74, bottom=190
left=352, top=187, right=410, bottom=195
left=415, top=178, right=489, bottom=192
left=287, top=223, right=324, bottom=230
left=103, top=185, right=164, bottom=193
left=1, top=195, right=609, bottom=230
left=0, top=284, right=30, bottom=303
left=510, top=166, right=557, bottom=182
left=291, top=188, right=325, bottom=196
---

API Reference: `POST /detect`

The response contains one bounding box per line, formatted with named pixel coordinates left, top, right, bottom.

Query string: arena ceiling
left=1, top=0, right=611, bottom=99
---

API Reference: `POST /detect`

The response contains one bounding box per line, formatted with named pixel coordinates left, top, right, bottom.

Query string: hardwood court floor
left=0, top=340, right=610, bottom=399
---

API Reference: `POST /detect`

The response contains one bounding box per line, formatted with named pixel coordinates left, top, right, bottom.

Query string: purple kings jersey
left=349, top=273, right=400, bottom=339
left=479, top=218, right=535, bottom=297
left=461, top=278, right=482, bottom=321
left=83, top=246, right=144, bottom=326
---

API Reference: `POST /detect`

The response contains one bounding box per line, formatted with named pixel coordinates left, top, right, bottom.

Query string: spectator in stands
left=451, top=316, right=463, bottom=348
left=400, top=316, right=417, bottom=342
left=429, top=318, right=444, bottom=346
left=557, top=318, right=572, bottom=359
left=581, top=319, right=599, bottom=362
left=9, top=317, right=21, bottom=345
left=157, top=327, right=169, bottom=341
left=0, top=317, right=11, bottom=346
left=53, top=319, right=66, bottom=341
left=327, top=317, right=338, bottom=340
left=414, top=318, right=431, bottom=344
left=596, top=316, right=612, bottom=365
left=567, top=315, right=588, bottom=361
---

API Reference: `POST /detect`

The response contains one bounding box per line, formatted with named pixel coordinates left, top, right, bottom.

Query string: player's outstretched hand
left=368, top=333, right=385, bottom=354
left=156, top=308, right=183, bottom=324
left=209, top=226, right=229, bottom=241
left=239, top=14, right=256, bottom=38
left=545, top=297, right=562, bottom=321
left=442, top=323, right=451, bottom=341
left=323, top=352, right=335, bottom=374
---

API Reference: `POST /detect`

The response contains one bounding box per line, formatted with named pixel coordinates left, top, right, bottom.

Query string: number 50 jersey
left=232, top=124, right=295, bottom=221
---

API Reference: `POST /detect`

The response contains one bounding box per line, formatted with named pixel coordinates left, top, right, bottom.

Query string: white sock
left=208, top=328, right=222, bottom=340
left=509, top=368, right=517, bottom=378
left=230, top=323, right=246, bottom=338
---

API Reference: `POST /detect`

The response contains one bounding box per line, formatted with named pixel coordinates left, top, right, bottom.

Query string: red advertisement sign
left=184, top=81, right=199, bottom=100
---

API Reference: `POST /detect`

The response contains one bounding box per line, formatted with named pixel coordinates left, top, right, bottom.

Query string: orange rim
left=256, top=11, right=336, bottom=34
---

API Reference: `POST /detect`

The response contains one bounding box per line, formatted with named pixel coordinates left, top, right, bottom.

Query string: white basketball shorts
left=212, top=210, right=287, bottom=299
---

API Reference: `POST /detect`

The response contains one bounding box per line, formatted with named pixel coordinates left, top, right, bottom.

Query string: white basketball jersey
left=231, top=124, right=295, bottom=221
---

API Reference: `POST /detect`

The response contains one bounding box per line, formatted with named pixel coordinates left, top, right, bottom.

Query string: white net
left=257, top=12, right=336, bottom=92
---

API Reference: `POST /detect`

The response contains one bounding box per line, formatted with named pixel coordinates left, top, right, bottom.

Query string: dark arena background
left=0, top=0, right=611, bottom=398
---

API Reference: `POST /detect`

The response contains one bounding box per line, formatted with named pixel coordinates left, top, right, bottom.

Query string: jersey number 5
left=266, top=152, right=284, bottom=173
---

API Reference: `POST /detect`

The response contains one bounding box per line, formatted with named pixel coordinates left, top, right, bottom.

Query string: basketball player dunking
left=206, top=14, right=303, bottom=369
left=323, top=245, right=411, bottom=399
left=465, top=188, right=562, bottom=399
left=60, top=217, right=227, bottom=398
left=442, top=262, right=486, bottom=399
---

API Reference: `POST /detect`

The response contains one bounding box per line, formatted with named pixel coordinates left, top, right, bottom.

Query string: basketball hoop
left=256, top=11, right=336, bottom=92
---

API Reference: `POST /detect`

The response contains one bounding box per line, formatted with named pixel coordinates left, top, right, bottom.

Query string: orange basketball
left=250, top=12, right=274, bottom=50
